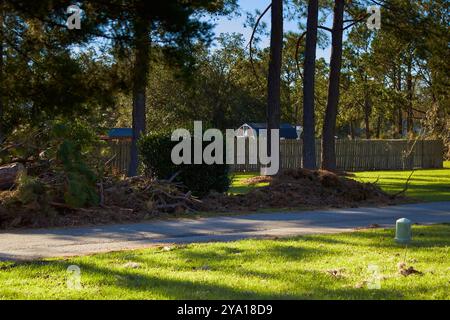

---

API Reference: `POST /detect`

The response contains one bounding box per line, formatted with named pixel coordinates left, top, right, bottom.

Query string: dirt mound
left=202, top=169, right=401, bottom=212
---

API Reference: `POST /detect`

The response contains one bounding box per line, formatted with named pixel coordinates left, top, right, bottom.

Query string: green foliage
left=0, top=126, right=42, bottom=166
left=51, top=121, right=99, bottom=207
left=179, top=162, right=230, bottom=197
left=56, top=141, right=98, bottom=207
left=14, top=173, right=48, bottom=205
left=139, top=132, right=230, bottom=197
left=138, top=132, right=176, bottom=179
left=144, top=35, right=267, bottom=132
left=0, top=121, right=104, bottom=210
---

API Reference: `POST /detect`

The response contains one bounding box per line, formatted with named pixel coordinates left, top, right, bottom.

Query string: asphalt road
left=0, top=202, right=449, bottom=260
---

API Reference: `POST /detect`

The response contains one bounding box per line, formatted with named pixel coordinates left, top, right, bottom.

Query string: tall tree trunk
left=0, top=8, right=4, bottom=144
left=349, top=120, right=355, bottom=140
left=406, top=55, right=413, bottom=134
left=321, top=0, right=344, bottom=171
left=376, top=115, right=381, bottom=139
left=294, top=100, right=299, bottom=125
left=364, top=90, right=372, bottom=139
left=302, top=0, right=319, bottom=169
left=267, top=0, right=283, bottom=156
left=396, top=65, right=403, bottom=138
left=128, top=17, right=150, bottom=176
left=286, top=83, right=292, bottom=123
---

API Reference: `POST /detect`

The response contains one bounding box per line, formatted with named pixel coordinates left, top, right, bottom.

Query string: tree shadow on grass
left=305, top=225, right=450, bottom=250
left=2, top=225, right=448, bottom=299
left=61, top=260, right=300, bottom=299
left=2, top=236, right=447, bottom=299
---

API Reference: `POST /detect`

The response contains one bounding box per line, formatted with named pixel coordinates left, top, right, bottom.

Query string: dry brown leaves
left=398, top=262, right=423, bottom=276
left=201, top=168, right=403, bottom=212
left=0, top=175, right=200, bottom=229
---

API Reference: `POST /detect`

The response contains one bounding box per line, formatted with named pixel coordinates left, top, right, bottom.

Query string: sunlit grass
left=0, top=224, right=448, bottom=300
left=228, top=164, right=450, bottom=202
left=228, top=172, right=267, bottom=195
left=353, top=167, right=450, bottom=202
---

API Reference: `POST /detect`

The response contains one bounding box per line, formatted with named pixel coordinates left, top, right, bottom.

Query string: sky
left=210, top=0, right=332, bottom=61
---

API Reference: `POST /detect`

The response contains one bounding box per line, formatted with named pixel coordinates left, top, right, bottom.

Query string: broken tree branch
left=343, top=13, right=370, bottom=30
left=248, top=3, right=272, bottom=86
left=391, top=169, right=415, bottom=198
left=294, top=31, right=307, bottom=78
left=318, top=25, right=333, bottom=33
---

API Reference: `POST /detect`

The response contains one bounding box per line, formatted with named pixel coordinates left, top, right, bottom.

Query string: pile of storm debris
left=0, top=164, right=406, bottom=229
left=200, top=169, right=404, bottom=212
left=0, top=167, right=200, bottom=229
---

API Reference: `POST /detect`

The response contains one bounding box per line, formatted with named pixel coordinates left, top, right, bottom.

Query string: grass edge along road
left=229, top=161, right=450, bottom=202
left=0, top=224, right=449, bottom=299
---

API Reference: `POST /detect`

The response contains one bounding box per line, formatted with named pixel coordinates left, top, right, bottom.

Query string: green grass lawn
left=0, top=224, right=448, bottom=299
left=228, top=172, right=270, bottom=195
left=229, top=162, right=450, bottom=202
left=353, top=165, right=450, bottom=202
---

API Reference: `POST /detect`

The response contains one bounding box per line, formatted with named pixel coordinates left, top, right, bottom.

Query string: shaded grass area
left=229, top=164, right=450, bottom=202
left=0, top=225, right=449, bottom=300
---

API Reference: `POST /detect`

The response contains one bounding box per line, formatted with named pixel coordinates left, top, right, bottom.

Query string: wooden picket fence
left=104, top=138, right=443, bottom=174
left=232, top=139, right=443, bottom=172
left=104, top=139, right=132, bottom=175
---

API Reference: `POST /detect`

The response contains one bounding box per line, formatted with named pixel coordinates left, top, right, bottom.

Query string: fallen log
left=0, top=162, right=25, bottom=190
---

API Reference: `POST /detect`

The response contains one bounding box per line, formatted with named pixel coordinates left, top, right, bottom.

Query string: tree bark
left=376, top=115, right=381, bottom=138
left=349, top=120, right=355, bottom=140
left=0, top=8, right=4, bottom=144
left=396, top=65, right=403, bottom=138
left=128, top=17, right=150, bottom=177
left=321, top=0, right=344, bottom=171
left=364, top=90, right=372, bottom=139
left=406, top=55, right=413, bottom=134
left=302, top=0, right=319, bottom=169
left=266, top=0, right=283, bottom=156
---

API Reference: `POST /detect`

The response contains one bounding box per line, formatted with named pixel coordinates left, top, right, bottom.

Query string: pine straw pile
left=0, top=175, right=200, bottom=229
left=200, top=168, right=404, bottom=212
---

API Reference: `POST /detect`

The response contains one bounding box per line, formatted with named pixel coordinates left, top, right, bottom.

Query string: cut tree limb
left=391, top=170, right=415, bottom=198
left=0, top=162, right=25, bottom=190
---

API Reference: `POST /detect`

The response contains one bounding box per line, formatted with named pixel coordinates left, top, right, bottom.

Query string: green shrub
left=138, top=133, right=177, bottom=179
left=57, top=140, right=99, bottom=207
left=14, top=173, right=48, bottom=205
left=139, top=132, right=230, bottom=197
left=52, top=121, right=99, bottom=207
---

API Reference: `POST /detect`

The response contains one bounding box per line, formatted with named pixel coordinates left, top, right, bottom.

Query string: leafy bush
left=51, top=121, right=99, bottom=207
left=14, top=173, right=48, bottom=205
left=138, top=133, right=177, bottom=179
left=139, top=132, right=230, bottom=197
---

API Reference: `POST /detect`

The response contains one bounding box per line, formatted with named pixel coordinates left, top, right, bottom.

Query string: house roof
left=242, top=123, right=299, bottom=139
left=247, top=122, right=296, bottom=129
left=108, top=128, right=133, bottom=138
